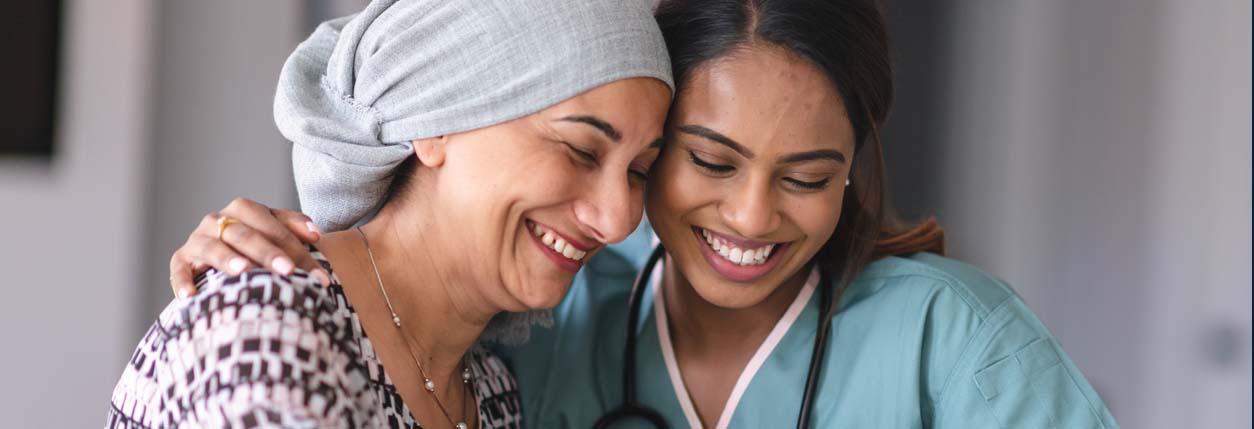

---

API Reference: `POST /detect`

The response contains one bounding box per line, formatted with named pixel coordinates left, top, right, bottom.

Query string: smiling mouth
left=528, top=220, right=588, bottom=261
left=692, top=226, right=790, bottom=282
left=524, top=219, right=593, bottom=274
left=700, top=228, right=776, bottom=266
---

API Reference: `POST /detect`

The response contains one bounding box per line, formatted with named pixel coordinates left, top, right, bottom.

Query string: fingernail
left=315, top=269, right=332, bottom=287
left=229, top=257, right=248, bottom=274
left=273, top=257, right=294, bottom=275
left=177, top=288, right=191, bottom=299
left=306, top=221, right=322, bottom=237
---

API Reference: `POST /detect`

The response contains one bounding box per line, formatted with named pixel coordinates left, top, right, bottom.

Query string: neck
left=326, top=202, right=502, bottom=378
left=661, top=257, right=810, bottom=354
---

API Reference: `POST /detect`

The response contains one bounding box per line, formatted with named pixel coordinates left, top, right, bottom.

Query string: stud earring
left=845, top=179, right=851, bottom=187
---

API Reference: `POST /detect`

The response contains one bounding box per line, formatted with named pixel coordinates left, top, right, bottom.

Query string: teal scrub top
left=499, top=225, right=1119, bottom=428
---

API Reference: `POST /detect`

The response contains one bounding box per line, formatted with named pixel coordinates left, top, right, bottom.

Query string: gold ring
left=216, top=216, right=238, bottom=240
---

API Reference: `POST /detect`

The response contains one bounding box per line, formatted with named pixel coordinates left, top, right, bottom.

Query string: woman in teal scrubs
left=165, top=0, right=1119, bottom=427
left=499, top=1, right=1118, bottom=426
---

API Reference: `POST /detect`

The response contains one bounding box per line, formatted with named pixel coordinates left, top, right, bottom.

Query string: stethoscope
left=593, top=245, right=836, bottom=429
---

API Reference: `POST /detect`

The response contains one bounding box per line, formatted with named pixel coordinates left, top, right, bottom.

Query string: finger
left=273, top=208, right=321, bottom=244
left=271, top=209, right=330, bottom=286
left=183, top=231, right=253, bottom=275
left=293, top=252, right=331, bottom=287
left=219, top=199, right=311, bottom=276
left=216, top=221, right=296, bottom=276
left=169, top=254, right=197, bottom=299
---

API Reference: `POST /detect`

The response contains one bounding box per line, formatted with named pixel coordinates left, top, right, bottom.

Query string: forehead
left=673, top=47, right=854, bottom=154
left=540, top=78, right=671, bottom=141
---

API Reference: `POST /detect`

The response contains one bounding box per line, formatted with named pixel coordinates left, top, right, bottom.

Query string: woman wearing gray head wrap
left=108, top=0, right=671, bottom=427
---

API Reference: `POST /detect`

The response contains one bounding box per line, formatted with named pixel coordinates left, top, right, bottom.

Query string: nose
left=572, top=172, right=642, bottom=244
left=718, top=177, right=780, bottom=238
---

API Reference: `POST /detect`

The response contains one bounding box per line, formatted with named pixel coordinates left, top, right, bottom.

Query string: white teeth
left=528, top=221, right=587, bottom=261
left=700, top=228, right=777, bottom=266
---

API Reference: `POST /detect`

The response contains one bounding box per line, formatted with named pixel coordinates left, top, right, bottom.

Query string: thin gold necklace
left=357, top=227, right=473, bottom=429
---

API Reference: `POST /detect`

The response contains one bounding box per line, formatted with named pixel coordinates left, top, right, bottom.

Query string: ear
left=412, top=136, right=448, bottom=167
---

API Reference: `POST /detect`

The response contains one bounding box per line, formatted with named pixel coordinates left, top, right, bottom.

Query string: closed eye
left=565, top=143, right=598, bottom=165
left=629, top=168, right=649, bottom=183
left=783, top=177, right=832, bottom=190
left=689, top=150, right=734, bottom=174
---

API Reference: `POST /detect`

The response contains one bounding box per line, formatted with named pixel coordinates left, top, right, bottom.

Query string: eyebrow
left=780, top=149, right=846, bottom=164
left=678, top=124, right=845, bottom=164
left=649, top=137, right=664, bottom=149
left=677, top=124, right=753, bottom=158
left=555, top=115, right=621, bottom=142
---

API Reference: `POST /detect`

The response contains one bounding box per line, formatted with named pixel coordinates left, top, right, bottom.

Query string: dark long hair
left=655, top=0, right=946, bottom=292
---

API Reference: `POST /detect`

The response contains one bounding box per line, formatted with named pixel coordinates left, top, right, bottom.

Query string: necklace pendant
left=424, top=378, right=435, bottom=392
left=455, top=423, right=467, bottom=429
left=391, top=314, right=401, bottom=327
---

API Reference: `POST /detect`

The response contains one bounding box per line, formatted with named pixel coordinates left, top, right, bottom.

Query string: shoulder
left=109, top=267, right=372, bottom=428
left=162, top=244, right=348, bottom=335
left=140, top=267, right=350, bottom=350
left=850, top=252, right=1018, bottom=320
left=836, top=254, right=1033, bottom=401
left=843, top=253, right=1039, bottom=374
left=840, top=254, right=1118, bottom=427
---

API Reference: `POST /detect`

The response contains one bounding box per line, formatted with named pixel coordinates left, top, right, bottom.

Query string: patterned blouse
left=106, top=248, right=523, bottom=428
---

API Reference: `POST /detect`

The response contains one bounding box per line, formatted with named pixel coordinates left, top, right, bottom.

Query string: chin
left=510, top=278, right=572, bottom=310
left=686, top=274, right=780, bottom=310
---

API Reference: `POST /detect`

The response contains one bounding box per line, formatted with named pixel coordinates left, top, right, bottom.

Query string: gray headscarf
left=275, top=0, right=673, bottom=231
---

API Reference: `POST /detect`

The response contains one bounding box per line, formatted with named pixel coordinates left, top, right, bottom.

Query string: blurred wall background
left=0, top=0, right=1247, bottom=427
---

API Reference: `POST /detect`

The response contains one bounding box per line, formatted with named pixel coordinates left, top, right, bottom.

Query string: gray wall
left=0, top=1, right=305, bottom=426
left=0, top=0, right=155, bottom=426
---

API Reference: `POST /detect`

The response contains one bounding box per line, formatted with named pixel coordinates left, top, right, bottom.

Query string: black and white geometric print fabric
left=106, top=248, right=522, bottom=429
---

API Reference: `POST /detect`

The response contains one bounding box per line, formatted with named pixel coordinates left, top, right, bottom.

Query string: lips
left=526, top=219, right=593, bottom=273
left=701, top=228, right=775, bottom=265
left=692, top=226, right=790, bottom=282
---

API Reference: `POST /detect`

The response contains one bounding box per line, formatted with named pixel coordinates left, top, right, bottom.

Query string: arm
left=168, top=197, right=329, bottom=298
left=930, top=297, right=1119, bottom=428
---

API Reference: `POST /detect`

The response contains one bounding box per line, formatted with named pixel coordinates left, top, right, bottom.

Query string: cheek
left=468, top=143, right=579, bottom=204
left=794, top=195, right=843, bottom=245
left=528, top=156, right=582, bottom=195
left=648, top=152, right=709, bottom=219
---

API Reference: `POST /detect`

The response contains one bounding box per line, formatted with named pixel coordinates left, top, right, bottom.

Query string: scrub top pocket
left=974, top=337, right=1109, bottom=428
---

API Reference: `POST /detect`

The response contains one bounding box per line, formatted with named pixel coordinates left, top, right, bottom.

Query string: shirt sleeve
left=930, top=296, right=1120, bottom=429
left=107, top=270, right=366, bottom=429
